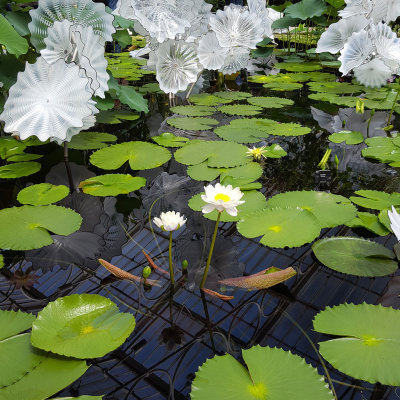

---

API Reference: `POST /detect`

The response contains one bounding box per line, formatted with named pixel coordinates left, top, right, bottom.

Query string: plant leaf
left=0, top=14, right=28, bottom=56
left=189, top=93, right=233, bottom=106
left=0, top=310, right=35, bottom=341
left=170, top=105, right=216, bottom=117
left=328, top=131, right=364, bottom=145
left=79, top=174, right=146, bottom=196
left=167, top=117, right=219, bottom=131
left=68, top=131, right=117, bottom=150
left=247, top=96, right=294, bottom=108
left=0, top=161, right=41, bottom=178
left=17, top=183, right=69, bottom=206
left=218, top=105, right=263, bottom=116
left=151, top=132, right=189, bottom=148
left=350, top=190, right=400, bottom=210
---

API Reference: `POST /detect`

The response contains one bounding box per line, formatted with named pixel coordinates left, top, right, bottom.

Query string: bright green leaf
left=189, top=93, right=233, bottom=106
left=0, top=161, right=41, bottom=178
left=170, top=105, right=216, bottom=117
left=0, top=310, right=35, bottom=341
left=68, top=132, right=117, bottom=150
left=167, top=117, right=219, bottom=131
left=328, top=131, right=364, bottom=145
left=247, top=96, right=294, bottom=108
left=151, top=132, right=189, bottom=148
left=0, top=14, right=28, bottom=56
left=79, top=174, right=146, bottom=196
left=17, top=183, right=69, bottom=206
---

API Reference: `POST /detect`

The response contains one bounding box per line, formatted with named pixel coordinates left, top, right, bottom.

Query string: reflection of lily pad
left=237, top=207, right=321, bottom=248
left=0, top=205, right=82, bottom=250
left=313, top=303, right=400, bottom=385
left=17, top=183, right=69, bottom=206
left=79, top=174, right=146, bottom=196
left=350, top=190, right=400, bottom=210
left=189, top=93, right=233, bottom=106
left=328, top=131, right=363, bottom=145
left=68, top=132, right=117, bottom=150
left=31, top=294, right=136, bottom=359
left=312, top=237, right=397, bottom=276
left=214, top=91, right=252, bottom=100
left=170, top=105, right=216, bottom=117
left=218, top=105, right=263, bottom=116
left=191, top=345, right=334, bottom=400
left=90, top=141, right=171, bottom=170
left=151, top=132, right=189, bottom=147
left=0, top=161, right=41, bottom=178
left=167, top=117, right=219, bottom=131
left=247, top=96, right=294, bottom=108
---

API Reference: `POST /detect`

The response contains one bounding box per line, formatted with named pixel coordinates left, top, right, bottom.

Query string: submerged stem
left=200, top=211, right=221, bottom=289
left=168, top=231, right=175, bottom=285
left=63, top=141, right=75, bottom=193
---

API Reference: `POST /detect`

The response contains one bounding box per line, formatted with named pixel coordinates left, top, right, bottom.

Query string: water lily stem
left=169, top=231, right=175, bottom=285
left=63, top=141, right=75, bottom=193
left=387, top=90, right=399, bottom=126
left=200, top=211, right=221, bottom=289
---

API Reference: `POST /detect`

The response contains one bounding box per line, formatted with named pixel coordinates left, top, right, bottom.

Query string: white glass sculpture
left=0, top=57, right=94, bottom=142
left=219, top=46, right=250, bottom=75
left=155, top=40, right=202, bottom=94
left=339, top=0, right=373, bottom=19
left=247, top=0, right=273, bottom=38
left=112, top=0, right=137, bottom=21
left=209, top=4, right=264, bottom=49
left=353, top=58, right=393, bottom=88
left=28, top=0, right=115, bottom=51
left=197, top=32, right=229, bottom=70
left=184, top=1, right=213, bottom=42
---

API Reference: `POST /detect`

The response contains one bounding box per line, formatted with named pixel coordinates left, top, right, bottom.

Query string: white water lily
left=388, top=206, right=400, bottom=241
left=201, top=183, right=245, bottom=216
left=153, top=211, right=187, bottom=231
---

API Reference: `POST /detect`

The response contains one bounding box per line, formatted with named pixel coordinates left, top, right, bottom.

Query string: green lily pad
left=21, top=136, right=49, bottom=147
left=0, top=136, right=26, bottom=159
left=90, top=141, right=171, bottom=170
left=313, top=303, right=400, bottom=385
left=191, top=345, right=334, bottom=400
left=274, top=62, right=322, bottom=72
left=52, top=397, right=103, bottom=400
left=0, top=254, right=3, bottom=269
left=0, top=205, right=82, bottom=250
left=79, top=174, right=146, bottom=196
left=68, top=132, right=117, bottom=150
left=309, top=92, right=359, bottom=107
left=378, top=208, right=398, bottom=232
left=218, top=105, right=263, bottom=116
left=137, top=82, right=163, bottom=94
left=247, top=97, right=294, bottom=108
left=346, top=212, right=390, bottom=236
left=362, top=137, right=400, bottom=166
left=237, top=207, right=321, bottom=248
left=96, top=110, right=140, bottom=124
left=6, top=153, right=43, bottom=162
left=266, top=123, right=312, bottom=137
left=263, top=144, right=288, bottom=158
left=189, top=93, right=233, bottom=106
left=174, top=140, right=249, bottom=168
left=31, top=293, right=136, bottom=359
left=285, top=0, right=327, bottom=20
left=189, top=190, right=267, bottom=222
left=308, top=81, right=365, bottom=94
left=151, top=132, right=189, bottom=147
left=0, top=161, right=41, bottom=178
left=0, top=310, right=35, bottom=341
left=263, top=81, right=303, bottom=91
left=266, top=191, right=357, bottom=228
left=328, top=131, right=364, bottom=145
left=312, top=237, right=397, bottom=276
left=170, top=105, right=216, bottom=117
left=350, top=190, right=400, bottom=210
left=167, top=117, right=219, bottom=131
left=17, top=183, right=69, bottom=206
left=214, top=124, right=268, bottom=144
left=214, top=91, right=253, bottom=100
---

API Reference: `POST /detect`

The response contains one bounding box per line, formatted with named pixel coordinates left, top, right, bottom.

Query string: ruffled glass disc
left=0, top=57, right=93, bottom=142
left=219, top=46, right=250, bottom=75
left=28, top=0, right=115, bottom=51
left=339, top=0, right=372, bottom=19
left=197, top=32, right=229, bottom=70
left=112, top=0, right=137, bottom=20
left=209, top=4, right=264, bottom=49
left=247, top=0, right=273, bottom=38
left=353, top=58, right=393, bottom=88
left=155, top=40, right=203, bottom=94
left=184, top=0, right=212, bottom=42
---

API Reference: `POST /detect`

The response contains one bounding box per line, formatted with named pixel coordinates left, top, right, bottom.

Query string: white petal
left=153, top=217, right=163, bottom=228
left=353, top=58, right=392, bottom=88
left=225, top=206, right=238, bottom=216
left=202, top=204, right=216, bottom=214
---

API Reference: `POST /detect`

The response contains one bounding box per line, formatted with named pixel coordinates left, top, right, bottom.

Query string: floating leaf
left=362, top=137, right=400, bottom=166
left=0, top=137, right=26, bottom=159
left=90, top=141, right=171, bottom=170
left=167, top=117, right=219, bottom=131
left=263, top=81, right=303, bottom=91
left=68, top=132, right=117, bottom=150
left=189, top=93, right=233, bottom=106
left=214, top=91, right=252, bottom=100
left=328, top=131, right=364, bottom=145
left=312, top=237, right=397, bottom=276
left=6, top=153, right=42, bottom=162
left=52, top=397, right=103, bottom=400
left=265, top=123, right=311, bottom=137
left=175, top=140, right=249, bottom=168
left=17, top=183, right=69, bottom=206
left=79, top=174, right=146, bottom=196
left=0, top=205, right=82, bottom=250
left=0, top=254, right=3, bottom=269
left=350, top=190, right=400, bottom=211
left=346, top=212, right=390, bottom=236
left=96, top=110, right=140, bottom=124
left=263, top=144, right=287, bottom=158
left=0, top=310, right=35, bottom=341
left=313, top=303, right=400, bottom=385
left=274, top=62, right=322, bottom=72
left=308, top=81, right=364, bottom=94
left=309, top=92, right=359, bottom=107
left=151, top=132, right=189, bottom=148
left=266, top=191, right=356, bottom=227
left=247, top=96, right=294, bottom=108
left=218, top=105, right=263, bottom=116
left=237, top=207, right=321, bottom=248
left=136, top=82, right=163, bottom=94
left=170, top=105, right=216, bottom=117
left=31, top=293, right=136, bottom=359
left=191, top=345, right=334, bottom=400
left=0, top=161, right=41, bottom=178
left=189, top=190, right=267, bottom=222
left=214, top=125, right=268, bottom=144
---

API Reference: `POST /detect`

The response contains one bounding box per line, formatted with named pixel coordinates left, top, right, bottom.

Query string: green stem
left=200, top=211, right=221, bottom=289
left=387, top=90, right=399, bottom=126
left=168, top=231, right=175, bottom=285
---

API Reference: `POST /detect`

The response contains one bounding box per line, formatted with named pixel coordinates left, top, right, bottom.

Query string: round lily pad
left=237, top=207, right=321, bottom=248
left=170, top=105, right=216, bottom=117
left=0, top=136, right=26, bottom=159
left=0, top=161, right=41, bottom=178
left=307, top=81, right=364, bottom=94
left=312, top=237, right=397, bottom=277
left=247, top=97, right=294, bottom=108
left=263, top=81, right=303, bottom=91
left=214, top=125, right=268, bottom=144
left=0, top=310, right=35, bottom=341
left=218, top=105, right=263, bottom=116
left=265, top=123, right=311, bottom=137
left=31, top=293, right=136, bottom=359
left=328, top=131, right=364, bottom=145
left=191, top=345, right=334, bottom=400
left=167, top=117, right=219, bottom=131
left=96, top=110, right=140, bottom=124
left=214, top=91, right=252, bottom=100
left=17, top=183, right=69, bottom=206
left=0, top=205, right=82, bottom=250
left=266, top=191, right=357, bottom=228
left=0, top=254, right=3, bottom=269
left=79, top=174, right=146, bottom=196
left=90, top=141, right=171, bottom=170
left=151, top=132, right=189, bottom=147
left=313, top=303, right=400, bottom=385
left=68, top=132, right=117, bottom=150
left=274, top=62, right=322, bottom=72
left=350, top=190, right=400, bottom=211
left=189, top=93, right=233, bottom=106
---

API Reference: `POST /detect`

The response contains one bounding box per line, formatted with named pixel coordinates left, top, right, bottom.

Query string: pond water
left=1, top=60, right=400, bottom=399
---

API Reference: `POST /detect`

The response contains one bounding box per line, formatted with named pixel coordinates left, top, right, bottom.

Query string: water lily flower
left=388, top=206, right=400, bottom=241
left=246, top=146, right=267, bottom=161
left=201, top=183, right=245, bottom=217
left=153, top=211, right=187, bottom=232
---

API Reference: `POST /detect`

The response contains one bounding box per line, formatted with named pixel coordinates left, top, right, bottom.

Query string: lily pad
left=0, top=254, right=3, bottom=269
left=0, top=161, right=41, bottom=178
left=52, top=397, right=103, bottom=400
left=346, top=212, right=390, bottom=236
left=90, top=141, right=171, bottom=170
left=0, top=205, right=82, bottom=250
left=167, top=117, right=219, bottom=131
left=189, top=93, right=233, bottom=106
left=218, top=105, right=263, bottom=116
left=312, top=237, right=397, bottom=276
left=266, top=191, right=357, bottom=228
left=350, top=190, right=400, bottom=210
left=263, top=144, right=287, bottom=158
left=237, top=207, right=321, bottom=248
left=191, top=345, right=334, bottom=400
left=31, top=293, right=136, bottom=359
left=362, top=137, right=400, bottom=166
left=0, top=137, right=26, bottom=159
left=266, top=123, right=311, bottom=137
left=247, top=97, right=294, bottom=108
left=307, top=81, right=365, bottom=94
left=175, top=140, right=249, bottom=168
left=17, top=183, right=69, bottom=206
left=151, top=132, right=189, bottom=147
left=274, top=62, right=322, bottom=72
left=309, top=93, right=359, bottom=107
left=263, top=81, right=303, bottom=91
left=79, top=174, right=146, bottom=196
left=214, top=91, right=252, bottom=100
left=68, top=132, right=117, bottom=150
left=214, top=125, right=268, bottom=144
left=6, top=153, right=43, bottom=162
left=170, top=105, right=216, bottom=117
left=0, top=310, right=35, bottom=341
left=313, top=303, right=400, bottom=385
left=189, top=190, right=267, bottom=222
left=328, top=131, right=364, bottom=145
left=96, top=110, right=140, bottom=124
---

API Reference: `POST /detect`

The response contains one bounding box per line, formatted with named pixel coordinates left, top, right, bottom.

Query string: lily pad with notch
left=151, top=132, right=189, bottom=147
left=328, top=131, right=364, bottom=145
left=274, top=62, right=322, bottom=72
left=346, top=212, right=390, bottom=236
left=214, top=124, right=268, bottom=144
left=68, top=131, right=117, bottom=150
left=96, top=110, right=140, bottom=124
left=213, top=91, right=253, bottom=100
left=17, top=183, right=69, bottom=206
left=79, top=174, right=146, bottom=196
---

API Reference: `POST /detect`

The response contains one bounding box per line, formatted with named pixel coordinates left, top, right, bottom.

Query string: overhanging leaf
left=151, top=132, right=189, bottom=148
left=285, top=0, right=327, bottom=19
left=79, top=174, right=146, bottom=196
left=68, top=132, right=117, bottom=150
left=0, top=14, right=28, bottom=56
left=17, top=183, right=69, bottom=206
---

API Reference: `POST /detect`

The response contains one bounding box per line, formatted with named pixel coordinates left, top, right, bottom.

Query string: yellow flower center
left=214, top=193, right=231, bottom=202
left=268, top=225, right=282, bottom=232
left=247, top=382, right=267, bottom=399
left=80, top=325, right=95, bottom=335
left=362, top=335, right=383, bottom=346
